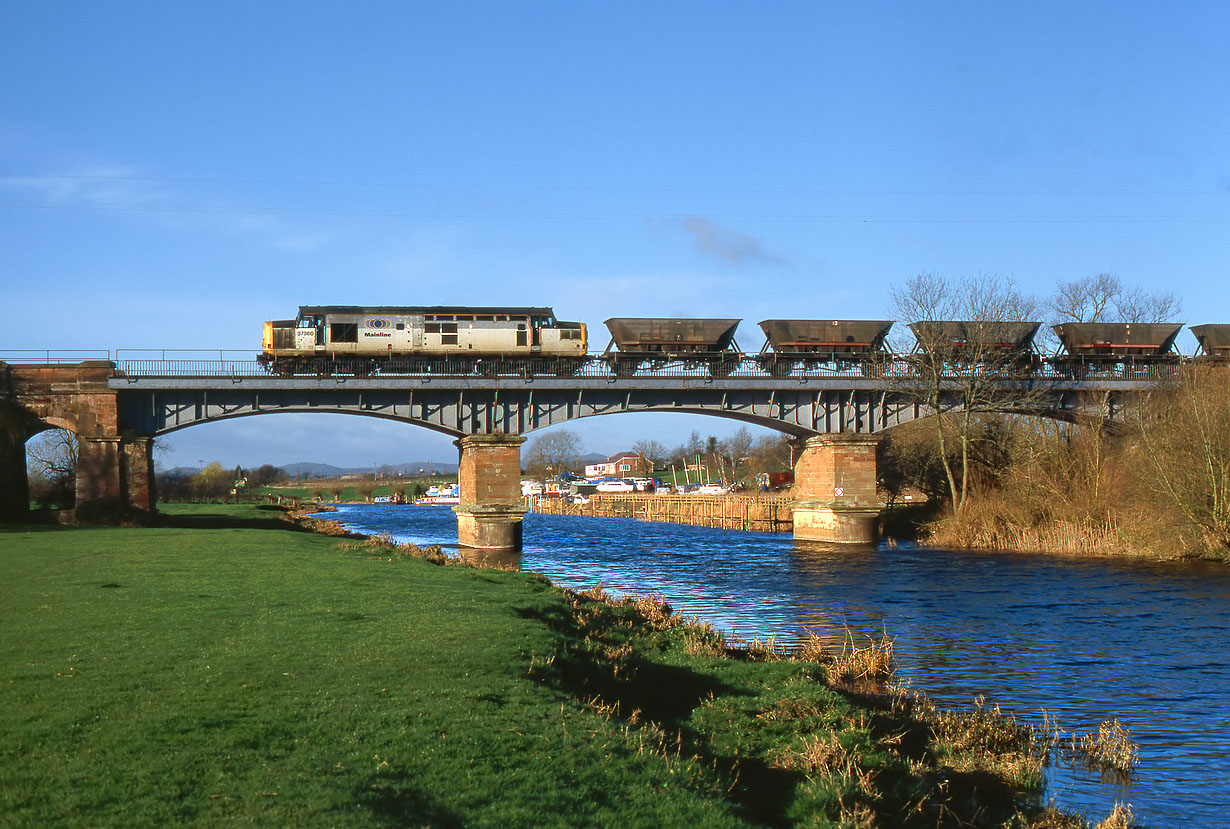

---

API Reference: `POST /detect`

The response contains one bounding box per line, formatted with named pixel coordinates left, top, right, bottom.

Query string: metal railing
left=0, top=349, right=112, bottom=363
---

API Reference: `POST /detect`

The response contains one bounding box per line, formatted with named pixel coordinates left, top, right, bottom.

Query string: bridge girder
left=109, top=376, right=1136, bottom=438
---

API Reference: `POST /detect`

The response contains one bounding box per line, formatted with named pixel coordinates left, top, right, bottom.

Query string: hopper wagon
left=756, top=319, right=894, bottom=376
left=1190, top=324, right=1230, bottom=361
left=603, top=318, right=742, bottom=376
left=907, top=320, right=1043, bottom=370
left=1051, top=322, right=1184, bottom=376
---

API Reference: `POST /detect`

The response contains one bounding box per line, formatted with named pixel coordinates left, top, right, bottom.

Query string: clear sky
left=4, top=2, right=1228, bottom=470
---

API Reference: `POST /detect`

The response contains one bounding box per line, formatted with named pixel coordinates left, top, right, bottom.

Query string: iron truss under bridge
left=105, top=357, right=1160, bottom=438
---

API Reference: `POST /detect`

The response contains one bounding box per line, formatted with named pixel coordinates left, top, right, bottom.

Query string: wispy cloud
left=681, top=216, right=782, bottom=266
left=1, top=165, right=170, bottom=206
left=1, top=166, right=334, bottom=251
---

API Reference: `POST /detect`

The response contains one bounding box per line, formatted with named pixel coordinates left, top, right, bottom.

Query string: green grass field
left=1, top=505, right=1072, bottom=827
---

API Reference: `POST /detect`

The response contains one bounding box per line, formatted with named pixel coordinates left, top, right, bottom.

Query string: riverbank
left=1, top=504, right=1129, bottom=827
left=917, top=491, right=1230, bottom=562
left=531, top=493, right=794, bottom=533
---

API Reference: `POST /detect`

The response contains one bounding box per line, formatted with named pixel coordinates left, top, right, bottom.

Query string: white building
left=584, top=452, right=651, bottom=478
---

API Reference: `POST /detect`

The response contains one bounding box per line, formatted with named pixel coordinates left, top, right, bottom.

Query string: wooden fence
left=530, top=493, right=794, bottom=533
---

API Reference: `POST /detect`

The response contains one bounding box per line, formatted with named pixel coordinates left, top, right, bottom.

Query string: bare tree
left=1051, top=273, right=1181, bottom=325
left=891, top=272, right=1041, bottom=514
left=748, top=433, right=795, bottom=472
left=252, top=464, right=281, bottom=485
left=722, top=426, right=755, bottom=466
left=1129, top=364, right=1230, bottom=551
left=631, top=439, right=669, bottom=470
left=26, top=428, right=78, bottom=485
left=24, top=428, right=78, bottom=508
left=524, top=429, right=584, bottom=477
left=684, top=430, right=705, bottom=463
left=1115, top=284, right=1183, bottom=325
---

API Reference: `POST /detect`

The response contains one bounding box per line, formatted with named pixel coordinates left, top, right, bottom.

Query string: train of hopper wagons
left=259, top=305, right=1230, bottom=378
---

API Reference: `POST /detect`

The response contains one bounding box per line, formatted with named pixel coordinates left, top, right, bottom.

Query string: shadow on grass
left=153, top=514, right=315, bottom=531
left=354, top=771, right=464, bottom=828
left=152, top=505, right=320, bottom=532
left=833, top=685, right=1040, bottom=826
left=2, top=505, right=317, bottom=534
left=515, top=602, right=801, bottom=826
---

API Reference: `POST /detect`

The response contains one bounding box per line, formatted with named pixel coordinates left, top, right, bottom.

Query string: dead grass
left=1093, top=803, right=1136, bottom=829
left=792, top=630, right=897, bottom=687
left=886, top=688, right=1053, bottom=788
left=773, top=733, right=853, bottom=775
left=681, top=621, right=728, bottom=659
left=332, top=531, right=454, bottom=566
left=1071, top=718, right=1140, bottom=774
left=919, top=487, right=1193, bottom=560
left=925, top=510, right=1139, bottom=557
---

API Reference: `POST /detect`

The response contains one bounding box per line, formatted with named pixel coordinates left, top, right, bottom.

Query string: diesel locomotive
left=260, top=306, right=587, bottom=375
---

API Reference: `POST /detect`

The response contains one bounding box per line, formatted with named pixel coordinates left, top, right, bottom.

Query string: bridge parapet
left=8, top=360, right=118, bottom=436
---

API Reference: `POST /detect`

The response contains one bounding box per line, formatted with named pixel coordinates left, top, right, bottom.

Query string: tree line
left=883, top=272, right=1228, bottom=557
left=522, top=426, right=798, bottom=485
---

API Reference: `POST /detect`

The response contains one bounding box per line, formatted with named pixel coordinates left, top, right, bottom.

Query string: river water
left=320, top=503, right=1230, bottom=826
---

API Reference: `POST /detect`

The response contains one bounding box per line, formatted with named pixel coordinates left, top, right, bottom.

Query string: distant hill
left=281, top=461, right=457, bottom=478
left=157, top=461, right=458, bottom=479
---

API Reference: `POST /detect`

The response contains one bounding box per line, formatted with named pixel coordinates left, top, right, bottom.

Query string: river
left=319, top=503, right=1230, bottom=826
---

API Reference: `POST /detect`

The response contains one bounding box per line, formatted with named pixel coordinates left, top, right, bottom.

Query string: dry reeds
left=565, top=584, right=687, bottom=634
left=681, top=622, right=727, bottom=658
left=924, top=509, right=1135, bottom=557
left=792, top=630, right=896, bottom=687
left=333, top=532, right=452, bottom=566
left=294, top=515, right=355, bottom=537
left=1094, top=803, right=1136, bottom=829
left=1071, top=718, right=1140, bottom=774
left=772, top=733, right=851, bottom=775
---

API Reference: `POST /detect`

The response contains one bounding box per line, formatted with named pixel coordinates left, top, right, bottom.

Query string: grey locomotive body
left=261, top=306, right=586, bottom=374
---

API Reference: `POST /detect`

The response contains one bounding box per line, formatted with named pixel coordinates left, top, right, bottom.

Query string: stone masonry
left=453, top=433, right=528, bottom=550
left=0, top=362, right=156, bottom=520
left=791, top=433, right=881, bottom=544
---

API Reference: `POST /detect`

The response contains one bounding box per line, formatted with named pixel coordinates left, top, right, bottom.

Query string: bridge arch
left=519, top=406, right=819, bottom=439
left=150, top=406, right=469, bottom=440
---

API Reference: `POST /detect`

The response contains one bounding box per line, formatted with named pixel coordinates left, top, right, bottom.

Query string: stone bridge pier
left=454, top=433, right=528, bottom=550
left=791, top=434, right=881, bottom=544
left=1, top=362, right=155, bottom=521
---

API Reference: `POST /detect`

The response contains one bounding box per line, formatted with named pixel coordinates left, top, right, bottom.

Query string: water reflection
left=319, top=503, right=1230, bottom=827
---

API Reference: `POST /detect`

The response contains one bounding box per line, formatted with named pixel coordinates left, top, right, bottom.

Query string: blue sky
left=4, top=2, right=1228, bottom=469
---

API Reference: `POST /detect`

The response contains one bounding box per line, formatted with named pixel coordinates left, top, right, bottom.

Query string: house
left=584, top=451, right=651, bottom=478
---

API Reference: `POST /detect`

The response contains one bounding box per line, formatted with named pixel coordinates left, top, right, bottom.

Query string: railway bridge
left=1, top=356, right=1153, bottom=547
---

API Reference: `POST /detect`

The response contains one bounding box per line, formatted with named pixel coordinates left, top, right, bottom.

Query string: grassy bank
left=2, top=505, right=1118, bottom=826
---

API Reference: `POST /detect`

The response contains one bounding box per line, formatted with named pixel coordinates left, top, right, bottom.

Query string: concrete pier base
left=792, top=434, right=881, bottom=545
left=454, top=433, right=528, bottom=550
